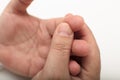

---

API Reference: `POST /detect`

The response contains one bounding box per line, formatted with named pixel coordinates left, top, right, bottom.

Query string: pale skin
left=0, top=0, right=101, bottom=80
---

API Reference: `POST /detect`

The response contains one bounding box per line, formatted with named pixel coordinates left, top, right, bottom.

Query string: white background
left=0, top=0, right=120, bottom=80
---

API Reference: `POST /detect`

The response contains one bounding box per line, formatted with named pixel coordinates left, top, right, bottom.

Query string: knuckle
left=53, top=43, right=70, bottom=54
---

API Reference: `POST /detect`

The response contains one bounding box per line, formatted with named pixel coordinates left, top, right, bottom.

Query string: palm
left=0, top=12, right=61, bottom=77
left=0, top=0, right=100, bottom=79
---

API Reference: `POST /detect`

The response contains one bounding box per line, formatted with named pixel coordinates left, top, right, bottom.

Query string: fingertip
left=65, top=13, right=73, bottom=17
left=20, top=0, right=33, bottom=5
left=57, top=23, right=73, bottom=37
left=7, top=0, right=33, bottom=14
left=69, top=60, right=81, bottom=76
left=64, top=15, right=84, bottom=32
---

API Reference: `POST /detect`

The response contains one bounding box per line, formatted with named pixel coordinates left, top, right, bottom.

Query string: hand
left=0, top=0, right=66, bottom=77
left=0, top=0, right=84, bottom=77
left=0, top=0, right=100, bottom=79
left=32, top=18, right=100, bottom=80
left=32, top=23, right=74, bottom=80
left=33, top=23, right=74, bottom=80
left=65, top=15, right=101, bottom=80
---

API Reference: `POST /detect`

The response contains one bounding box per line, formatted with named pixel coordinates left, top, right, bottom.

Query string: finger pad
left=64, top=15, right=84, bottom=32
left=69, top=60, right=80, bottom=76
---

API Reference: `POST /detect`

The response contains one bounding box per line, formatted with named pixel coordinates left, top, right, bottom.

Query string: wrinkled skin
left=0, top=0, right=101, bottom=80
left=0, top=0, right=81, bottom=77
left=0, top=0, right=65, bottom=77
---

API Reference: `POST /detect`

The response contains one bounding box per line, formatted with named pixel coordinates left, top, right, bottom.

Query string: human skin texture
left=0, top=0, right=100, bottom=80
left=32, top=17, right=101, bottom=80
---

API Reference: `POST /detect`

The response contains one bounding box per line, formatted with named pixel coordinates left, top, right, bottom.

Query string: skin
left=32, top=21, right=100, bottom=80
left=0, top=0, right=101, bottom=80
left=0, top=0, right=82, bottom=77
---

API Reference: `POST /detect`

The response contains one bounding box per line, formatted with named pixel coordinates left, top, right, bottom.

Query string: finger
left=5, top=0, right=33, bottom=13
left=43, top=23, right=73, bottom=77
left=45, top=14, right=84, bottom=36
left=65, top=15, right=101, bottom=78
left=69, top=60, right=81, bottom=76
left=64, top=14, right=84, bottom=32
left=48, top=15, right=90, bottom=42
left=43, top=17, right=64, bottom=36
left=72, top=40, right=90, bottom=57
left=64, top=15, right=94, bottom=41
left=78, top=24, right=101, bottom=79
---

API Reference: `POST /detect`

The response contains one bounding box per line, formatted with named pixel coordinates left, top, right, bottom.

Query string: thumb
left=44, top=23, right=73, bottom=77
left=6, top=0, right=33, bottom=13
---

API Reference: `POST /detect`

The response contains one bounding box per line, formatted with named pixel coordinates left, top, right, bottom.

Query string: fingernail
left=58, top=23, right=73, bottom=37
